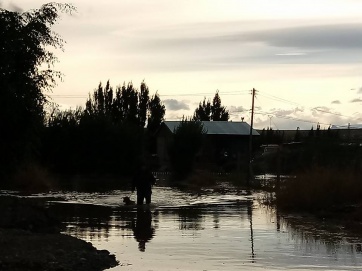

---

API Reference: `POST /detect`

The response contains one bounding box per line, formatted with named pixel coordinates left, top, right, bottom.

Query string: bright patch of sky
left=3, top=0, right=362, bottom=129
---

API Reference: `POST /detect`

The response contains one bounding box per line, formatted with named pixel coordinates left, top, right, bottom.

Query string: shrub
left=275, top=166, right=362, bottom=212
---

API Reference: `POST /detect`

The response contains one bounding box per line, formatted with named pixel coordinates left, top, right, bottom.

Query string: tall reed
left=275, top=166, right=362, bottom=212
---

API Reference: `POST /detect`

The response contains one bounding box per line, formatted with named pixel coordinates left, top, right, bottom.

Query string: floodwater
left=3, top=184, right=362, bottom=270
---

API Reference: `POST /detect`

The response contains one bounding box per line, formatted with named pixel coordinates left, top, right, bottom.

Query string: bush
left=275, top=166, right=362, bottom=212
left=169, top=118, right=206, bottom=178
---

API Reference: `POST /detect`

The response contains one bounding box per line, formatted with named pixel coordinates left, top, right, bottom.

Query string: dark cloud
left=350, top=98, right=362, bottom=103
left=149, top=23, right=362, bottom=51
left=122, top=21, right=362, bottom=73
left=241, top=24, right=362, bottom=50
left=331, top=100, right=341, bottom=104
left=163, top=99, right=190, bottom=111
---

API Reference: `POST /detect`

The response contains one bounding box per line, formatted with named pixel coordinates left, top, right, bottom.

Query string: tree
left=169, top=118, right=206, bottom=177
left=0, top=3, right=75, bottom=178
left=193, top=91, right=229, bottom=121
left=138, top=81, right=149, bottom=128
left=211, top=91, right=229, bottom=121
left=85, top=80, right=164, bottom=129
left=193, top=98, right=211, bottom=121
left=147, top=92, right=165, bottom=135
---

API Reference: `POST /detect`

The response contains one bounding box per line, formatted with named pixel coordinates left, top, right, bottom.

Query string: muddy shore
left=0, top=196, right=119, bottom=271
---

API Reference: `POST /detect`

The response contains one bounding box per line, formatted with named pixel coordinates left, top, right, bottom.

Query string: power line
left=311, top=107, right=352, bottom=119
left=257, top=90, right=301, bottom=106
left=255, top=111, right=331, bottom=126
left=256, top=89, right=360, bottom=122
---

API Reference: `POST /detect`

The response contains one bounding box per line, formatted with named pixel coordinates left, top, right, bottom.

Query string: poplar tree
left=0, top=3, right=75, bottom=177
left=193, top=91, right=229, bottom=121
left=211, top=91, right=229, bottom=121
left=147, top=92, right=166, bottom=135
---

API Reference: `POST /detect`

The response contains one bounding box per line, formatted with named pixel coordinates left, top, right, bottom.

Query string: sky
left=2, top=0, right=362, bottom=130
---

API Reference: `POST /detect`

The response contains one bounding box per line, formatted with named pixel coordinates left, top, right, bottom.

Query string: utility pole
left=268, top=115, right=272, bottom=129
left=248, top=88, right=256, bottom=187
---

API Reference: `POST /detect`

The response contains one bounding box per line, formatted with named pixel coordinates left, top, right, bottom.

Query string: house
left=155, top=121, right=260, bottom=170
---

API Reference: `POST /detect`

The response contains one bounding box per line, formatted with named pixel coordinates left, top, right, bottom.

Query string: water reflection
left=132, top=209, right=155, bottom=252
left=247, top=198, right=255, bottom=263
left=279, top=212, right=362, bottom=260
left=5, top=187, right=362, bottom=270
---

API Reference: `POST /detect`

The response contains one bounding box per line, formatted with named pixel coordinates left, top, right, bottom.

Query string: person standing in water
left=132, top=165, right=156, bottom=205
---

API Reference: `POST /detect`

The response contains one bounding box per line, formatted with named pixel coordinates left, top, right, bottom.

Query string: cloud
left=130, top=22, right=362, bottom=70
left=165, top=112, right=188, bottom=121
left=312, top=106, right=333, bottom=113
left=358, top=87, right=362, bottom=94
left=228, top=105, right=246, bottom=113
left=146, top=23, right=362, bottom=51
left=311, top=106, right=345, bottom=119
left=242, top=24, right=362, bottom=50
left=9, top=2, right=22, bottom=12
left=270, top=107, right=303, bottom=116
left=163, top=99, right=190, bottom=111
left=350, top=98, right=362, bottom=103
left=331, top=100, right=341, bottom=104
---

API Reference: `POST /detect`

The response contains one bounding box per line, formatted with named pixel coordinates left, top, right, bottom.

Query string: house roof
left=163, top=121, right=260, bottom=136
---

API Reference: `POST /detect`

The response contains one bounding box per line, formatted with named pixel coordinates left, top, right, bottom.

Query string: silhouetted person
left=132, top=209, right=155, bottom=252
left=132, top=165, right=156, bottom=205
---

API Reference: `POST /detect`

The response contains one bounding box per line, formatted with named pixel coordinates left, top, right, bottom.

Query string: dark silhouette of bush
left=169, top=118, right=206, bottom=178
left=0, top=3, right=75, bottom=181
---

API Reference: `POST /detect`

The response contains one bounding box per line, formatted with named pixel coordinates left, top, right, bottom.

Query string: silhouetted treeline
left=257, top=128, right=285, bottom=145
left=42, top=81, right=165, bottom=176
left=255, top=125, right=362, bottom=174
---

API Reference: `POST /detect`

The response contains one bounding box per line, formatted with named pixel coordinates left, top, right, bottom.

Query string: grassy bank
left=0, top=196, right=119, bottom=271
left=272, top=166, right=362, bottom=214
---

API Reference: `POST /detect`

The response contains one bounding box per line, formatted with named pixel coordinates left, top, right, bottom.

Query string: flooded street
left=3, top=185, right=362, bottom=270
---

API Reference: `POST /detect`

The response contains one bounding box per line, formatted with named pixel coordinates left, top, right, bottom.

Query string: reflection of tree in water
left=278, top=210, right=362, bottom=256
left=49, top=201, right=158, bottom=250
left=177, top=207, right=205, bottom=231
left=49, top=202, right=114, bottom=241
left=213, top=212, right=220, bottom=229
left=132, top=209, right=155, bottom=252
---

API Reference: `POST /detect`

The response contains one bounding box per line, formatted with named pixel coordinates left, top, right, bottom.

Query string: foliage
left=84, top=80, right=164, bottom=129
left=0, top=3, right=75, bottom=178
left=258, top=128, right=284, bottom=145
left=193, top=91, right=229, bottom=121
left=169, top=118, right=206, bottom=178
left=211, top=91, right=229, bottom=121
left=147, top=92, right=166, bottom=135
left=43, top=80, right=164, bottom=176
left=274, top=166, right=362, bottom=212
left=193, top=98, right=211, bottom=121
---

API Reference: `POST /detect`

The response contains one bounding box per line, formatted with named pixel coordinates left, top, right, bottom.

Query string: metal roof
left=164, top=121, right=259, bottom=136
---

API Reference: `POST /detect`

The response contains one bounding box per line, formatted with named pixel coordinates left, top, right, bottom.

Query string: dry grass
left=275, top=166, right=362, bottom=212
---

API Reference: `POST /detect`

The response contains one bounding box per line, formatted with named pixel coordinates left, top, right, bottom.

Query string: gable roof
left=163, top=121, right=259, bottom=136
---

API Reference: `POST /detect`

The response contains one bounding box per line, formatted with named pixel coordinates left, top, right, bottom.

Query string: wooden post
left=248, top=88, right=256, bottom=187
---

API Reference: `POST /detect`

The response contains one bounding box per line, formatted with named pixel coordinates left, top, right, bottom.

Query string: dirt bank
left=0, top=195, right=118, bottom=271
